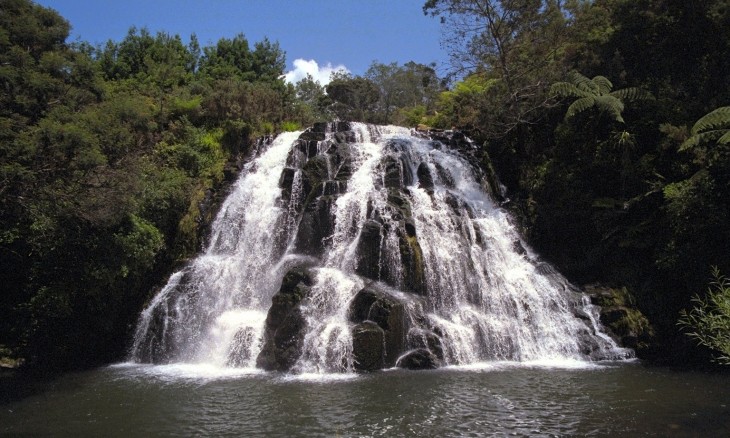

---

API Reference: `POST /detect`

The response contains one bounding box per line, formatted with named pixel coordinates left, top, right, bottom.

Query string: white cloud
left=284, top=59, right=350, bottom=85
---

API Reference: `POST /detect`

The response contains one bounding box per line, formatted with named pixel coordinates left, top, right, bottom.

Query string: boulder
left=256, top=268, right=313, bottom=371
left=407, top=328, right=444, bottom=361
left=416, top=162, right=434, bottom=191
left=352, top=321, right=385, bottom=371
left=396, top=348, right=440, bottom=370
left=348, top=286, right=408, bottom=368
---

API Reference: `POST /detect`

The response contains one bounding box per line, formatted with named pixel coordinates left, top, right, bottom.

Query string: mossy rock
left=399, top=233, right=426, bottom=295
left=586, top=285, right=654, bottom=351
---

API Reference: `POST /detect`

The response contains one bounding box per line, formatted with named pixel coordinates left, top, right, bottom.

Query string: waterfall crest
left=131, top=122, right=631, bottom=372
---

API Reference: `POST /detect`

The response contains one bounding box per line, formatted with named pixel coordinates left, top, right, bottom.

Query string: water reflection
left=1, top=363, right=729, bottom=437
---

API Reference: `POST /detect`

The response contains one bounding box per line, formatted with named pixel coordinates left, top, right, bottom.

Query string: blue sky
left=35, top=0, right=448, bottom=83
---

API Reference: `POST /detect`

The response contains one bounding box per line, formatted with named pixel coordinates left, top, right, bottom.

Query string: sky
left=35, top=0, right=449, bottom=84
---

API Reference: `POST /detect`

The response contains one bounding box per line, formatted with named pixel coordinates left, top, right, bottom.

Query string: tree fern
left=565, top=96, right=595, bottom=119
left=593, top=76, right=613, bottom=95
left=611, top=87, right=654, bottom=103
left=551, top=71, right=652, bottom=124
left=680, top=106, right=730, bottom=151
left=690, top=106, right=730, bottom=135
left=594, top=95, right=625, bottom=124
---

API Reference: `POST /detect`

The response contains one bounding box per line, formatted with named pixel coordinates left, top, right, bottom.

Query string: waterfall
left=130, top=122, right=631, bottom=373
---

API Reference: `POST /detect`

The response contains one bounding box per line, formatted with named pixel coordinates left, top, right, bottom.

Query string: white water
left=131, top=124, right=630, bottom=376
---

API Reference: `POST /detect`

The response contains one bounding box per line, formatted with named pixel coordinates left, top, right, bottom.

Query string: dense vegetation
left=1, top=0, right=728, bottom=369
left=420, top=0, right=730, bottom=364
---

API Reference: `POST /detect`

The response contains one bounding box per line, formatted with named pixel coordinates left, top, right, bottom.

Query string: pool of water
left=2, top=361, right=729, bottom=437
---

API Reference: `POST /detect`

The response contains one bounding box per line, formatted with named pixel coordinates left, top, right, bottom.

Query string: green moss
left=399, top=234, right=425, bottom=294
left=589, top=286, right=654, bottom=349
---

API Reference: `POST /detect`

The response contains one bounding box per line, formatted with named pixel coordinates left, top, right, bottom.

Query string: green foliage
left=280, top=121, right=301, bottom=132
left=678, top=268, right=730, bottom=364
left=425, top=0, right=730, bottom=366
left=325, top=74, right=380, bottom=122
left=0, top=0, right=303, bottom=370
left=364, top=61, right=443, bottom=124
left=680, top=106, right=730, bottom=151
left=551, top=71, right=653, bottom=124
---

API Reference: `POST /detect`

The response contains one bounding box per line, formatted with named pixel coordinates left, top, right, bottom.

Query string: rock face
left=352, top=321, right=385, bottom=371
left=348, top=285, right=408, bottom=370
left=256, top=268, right=313, bottom=371
left=585, top=285, right=653, bottom=353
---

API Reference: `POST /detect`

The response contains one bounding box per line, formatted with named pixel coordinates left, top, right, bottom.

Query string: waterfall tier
left=131, top=122, right=631, bottom=373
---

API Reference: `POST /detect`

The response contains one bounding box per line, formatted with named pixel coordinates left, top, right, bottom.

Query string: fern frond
left=550, top=82, right=592, bottom=98
left=568, top=71, right=595, bottom=94
left=691, top=106, right=730, bottom=135
left=592, top=76, right=613, bottom=95
left=565, top=96, right=595, bottom=120
left=611, top=87, right=654, bottom=102
left=718, top=130, right=730, bottom=145
left=680, top=130, right=726, bottom=151
left=594, top=95, right=625, bottom=123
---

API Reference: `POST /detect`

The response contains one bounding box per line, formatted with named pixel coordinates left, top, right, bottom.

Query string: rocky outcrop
left=352, top=321, right=385, bottom=371
left=348, top=285, right=408, bottom=370
left=256, top=268, right=313, bottom=371
left=585, top=285, right=653, bottom=352
left=396, top=348, right=440, bottom=370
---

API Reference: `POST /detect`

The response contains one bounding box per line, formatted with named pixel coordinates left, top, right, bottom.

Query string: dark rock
left=335, top=121, right=351, bottom=132
left=407, top=328, right=444, bottom=361
left=279, top=167, right=297, bottom=201
left=293, top=140, right=319, bottom=158
left=355, top=220, right=383, bottom=281
left=352, top=321, right=385, bottom=371
left=434, top=162, right=455, bottom=188
left=369, top=298, right=407, bottom=366
left=585, top=285, right=654, bottom=354
left=312, top=122, right=329, bottom=132
left=294, top=196, right=336, bottom=257
left=301, top=155, right=330, bottom=195
left=256, top=268, right=313, bottom=371
left=417, top=162, right=434, bottom=191
left=396, top=348, right=440, bottom=370
left=348, top=286, right=408, bottom=368
left=335, top=131, right=357, bottom=144
left=348, top=287, right=380, bottom=323
left=383, top=156, right=403, bottom=189
left=298, top=130, right=326, bottom=142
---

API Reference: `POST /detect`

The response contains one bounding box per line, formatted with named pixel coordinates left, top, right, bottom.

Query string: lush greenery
left=2, top=0, right=728, bottom=368
left=0, top=0, right=294, bottom=369
left=679, top=268, right=730, bottom=364
left=422, top=0, right=730, bottom=364
left=0, top=0, right=452, bottom=370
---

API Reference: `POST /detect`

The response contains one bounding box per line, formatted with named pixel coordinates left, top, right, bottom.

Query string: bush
left=678, top=268, right=730, bottom=364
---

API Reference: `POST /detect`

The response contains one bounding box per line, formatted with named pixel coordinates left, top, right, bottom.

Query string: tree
left=550, top=71, right=653, bottom=124
left=198, top=34, right=286, bottom=84
left=424, top=0, right=574, bottom=136
left=364, top=61, right=443, bottom=124
left=325, top=73, right=380, bottom=122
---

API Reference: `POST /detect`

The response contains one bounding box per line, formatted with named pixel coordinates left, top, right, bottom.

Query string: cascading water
left=130, top=122, right=631, bottom=373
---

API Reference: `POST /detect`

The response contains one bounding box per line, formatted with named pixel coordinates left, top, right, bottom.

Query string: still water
left=2, top=361, right=729, bottom=437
